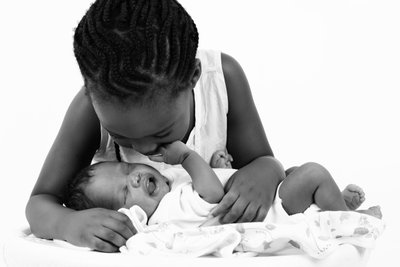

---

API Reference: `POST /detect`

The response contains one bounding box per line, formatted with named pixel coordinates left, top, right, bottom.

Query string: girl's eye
left=110, top=134, right=125, bottom=140
left=154, top=130, right=172, bottom=139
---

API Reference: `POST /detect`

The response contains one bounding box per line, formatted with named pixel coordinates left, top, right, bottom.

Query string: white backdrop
left=1, top=1, right=399, bottom=266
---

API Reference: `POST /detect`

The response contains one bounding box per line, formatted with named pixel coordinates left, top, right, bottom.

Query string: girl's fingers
left=236, top=202, right=258, bottom=223
left=210, top=192, right=239, bottom=217
left=96, top=226, right=126, bottom=249
left=254, top=206, right=268, bottom=222
left=106, top=212, right=136, bottom=239
left=220, top=197, right=249, bottom=224
left=91, top=236, right=120, bottom=253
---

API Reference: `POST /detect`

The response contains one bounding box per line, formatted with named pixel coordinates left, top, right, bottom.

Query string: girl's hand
left=63, top=208, right=136, bottom=252
left=210, top=156, right=284, bottom=223
left=148, top=141, right=191, bottom=165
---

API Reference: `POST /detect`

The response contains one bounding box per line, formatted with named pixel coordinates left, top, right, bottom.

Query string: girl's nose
left=129, top=175, right=141, bottom=188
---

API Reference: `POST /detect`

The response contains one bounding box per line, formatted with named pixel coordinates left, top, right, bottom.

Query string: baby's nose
left=129, top=175, right=141, bottom=188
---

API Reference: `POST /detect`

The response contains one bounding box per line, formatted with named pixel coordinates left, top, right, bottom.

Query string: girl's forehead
left=92, top=91, right=190, bottom=138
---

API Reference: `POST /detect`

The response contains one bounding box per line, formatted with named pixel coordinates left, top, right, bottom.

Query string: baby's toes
left=346, top=195, right=357, bottom=210
left=342, top=184, right=366, bottom=210
left=354, top=185, right=365, bottom=197
left=351, top=195, right=361, bottom=209
left=346, top=184, right=362, bottom=194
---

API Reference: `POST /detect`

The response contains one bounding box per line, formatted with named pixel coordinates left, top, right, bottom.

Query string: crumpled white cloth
left=119, top=206, right=385, bottom=258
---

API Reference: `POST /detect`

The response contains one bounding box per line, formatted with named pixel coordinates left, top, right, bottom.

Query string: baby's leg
left=279, top=162, right=348, bottom=215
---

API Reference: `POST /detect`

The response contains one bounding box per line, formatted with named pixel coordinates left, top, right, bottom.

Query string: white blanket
left=119, top=206, right=385, bottom=258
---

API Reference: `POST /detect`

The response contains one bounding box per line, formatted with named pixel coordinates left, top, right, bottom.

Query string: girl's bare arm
left=26, top=88, right=135, bottom=251
left=210, top=53, right=286, bottom=223
left=26, top=88, right=99, bottom=238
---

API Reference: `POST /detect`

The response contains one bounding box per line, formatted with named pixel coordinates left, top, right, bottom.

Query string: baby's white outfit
left=126, top=167, right=291, bottom=229
left=147, top=168, right=231, bottom=228
left=92, top=49, right=229, bottom=167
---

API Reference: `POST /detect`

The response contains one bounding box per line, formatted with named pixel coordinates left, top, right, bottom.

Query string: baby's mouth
left=146, top=177, right=156, bottom=195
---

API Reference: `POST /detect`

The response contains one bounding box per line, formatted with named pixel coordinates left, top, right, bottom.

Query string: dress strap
left=114, top=142, right=122, bottom=162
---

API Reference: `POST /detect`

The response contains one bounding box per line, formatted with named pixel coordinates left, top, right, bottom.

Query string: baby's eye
left=124, top=186, right=128, bottom=205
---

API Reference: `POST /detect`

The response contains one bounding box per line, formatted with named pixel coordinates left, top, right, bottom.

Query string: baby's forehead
left=94, top=161, right=159, bottom=174
left=93, top=161, right=121, bottom=170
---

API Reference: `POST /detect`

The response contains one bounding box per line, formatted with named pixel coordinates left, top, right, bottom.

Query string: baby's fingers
left=148, top=153, right=164, bottom=162
left=147, top=147, right=167, bottom=162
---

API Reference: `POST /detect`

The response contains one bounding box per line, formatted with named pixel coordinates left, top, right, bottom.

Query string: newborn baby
left=65, top=141, right=381, bottom=231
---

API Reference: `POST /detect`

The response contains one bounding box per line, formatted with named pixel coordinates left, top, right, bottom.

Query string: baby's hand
left=148, top=141, right=191, bottom=165
left=210, top=149, right=233, bottom=168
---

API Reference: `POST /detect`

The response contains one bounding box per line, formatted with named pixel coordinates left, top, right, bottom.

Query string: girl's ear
left=188, top=59, right=202, bottom=88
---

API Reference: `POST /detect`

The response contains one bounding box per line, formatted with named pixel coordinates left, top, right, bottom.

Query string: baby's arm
left=149, top=141, right=224, bottom=203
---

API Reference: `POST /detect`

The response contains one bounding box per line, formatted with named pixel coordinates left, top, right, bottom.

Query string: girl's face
left=92, top=89, right=194, bottom=155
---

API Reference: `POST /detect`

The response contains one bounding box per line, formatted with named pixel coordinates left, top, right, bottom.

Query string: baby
left=65, top=141, right=381, bottom=229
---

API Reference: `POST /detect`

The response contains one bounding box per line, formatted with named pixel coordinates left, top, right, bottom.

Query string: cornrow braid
left=74, top=0, right=199, bottom=106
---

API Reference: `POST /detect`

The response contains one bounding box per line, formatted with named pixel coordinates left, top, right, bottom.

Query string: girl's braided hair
left=74, top=0, right=199, bottom=105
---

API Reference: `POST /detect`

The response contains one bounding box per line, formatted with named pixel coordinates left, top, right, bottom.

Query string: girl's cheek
left=114, top=138, right=136, bottom=148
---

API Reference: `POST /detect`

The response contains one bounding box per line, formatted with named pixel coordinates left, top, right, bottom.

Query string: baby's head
left=65, top=161, right=170, bottom=217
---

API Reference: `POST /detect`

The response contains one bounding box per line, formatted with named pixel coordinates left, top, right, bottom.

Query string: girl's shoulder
left=196, top=49, right=246, bottom=86
left=219, top=51, right=255, bottom=109
left=219, top=52, right=272, bottom=167
left=31, top=87, right=101, bottom=196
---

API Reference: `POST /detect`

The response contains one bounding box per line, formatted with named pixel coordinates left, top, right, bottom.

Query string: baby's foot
left=342, top=184, right=365, bottom=210
left=358, top=206, right=382, bottom=219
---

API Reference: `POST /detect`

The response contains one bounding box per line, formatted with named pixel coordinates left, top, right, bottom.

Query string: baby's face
left=85, top=162, right=170, bottom=217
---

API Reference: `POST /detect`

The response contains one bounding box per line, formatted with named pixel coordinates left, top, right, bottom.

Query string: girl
left=26, top=0, right=286, bottom=252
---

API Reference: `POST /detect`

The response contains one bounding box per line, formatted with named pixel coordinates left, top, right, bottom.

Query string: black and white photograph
left=1, top=1, right=398, bottom=266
